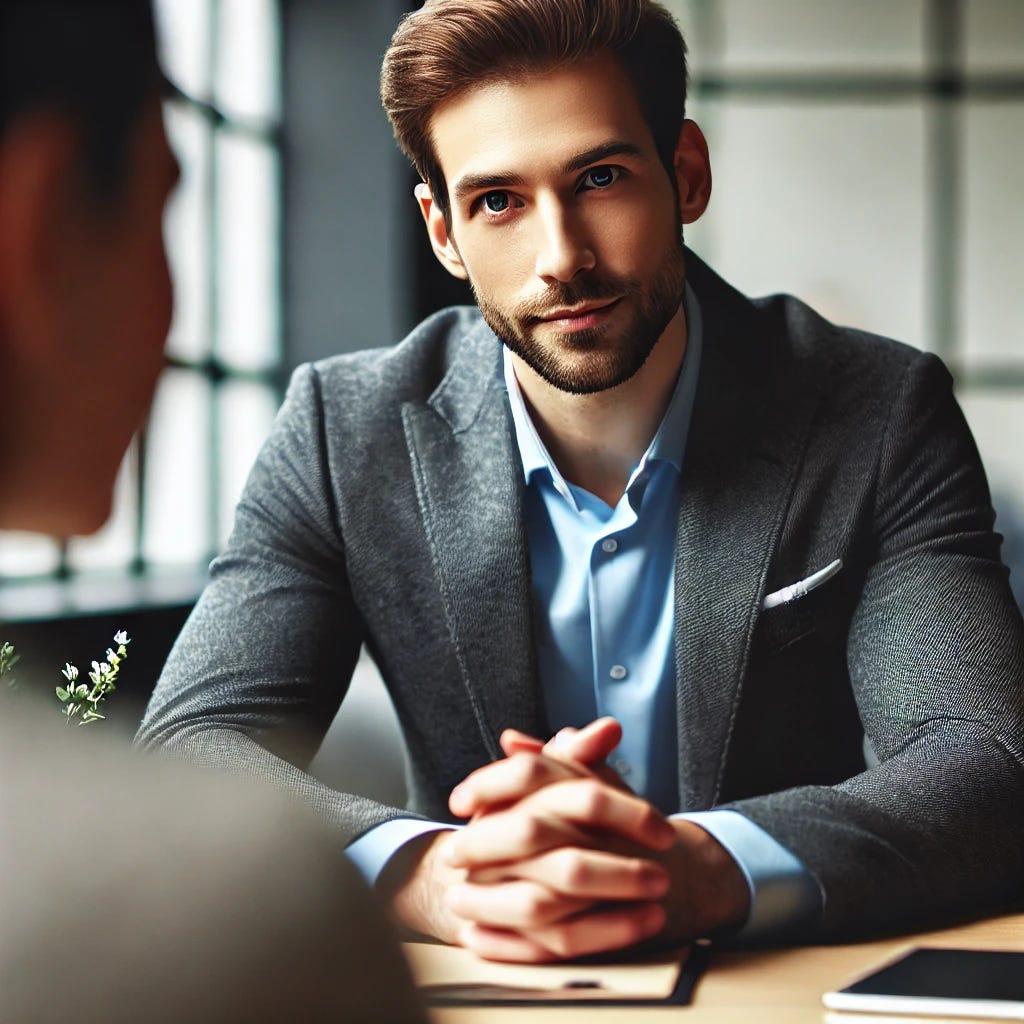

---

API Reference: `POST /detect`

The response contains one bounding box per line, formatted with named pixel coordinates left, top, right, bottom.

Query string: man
left=0, top=3, right=425, bottom=1019
left=139, top=0, right=1024, bottom=964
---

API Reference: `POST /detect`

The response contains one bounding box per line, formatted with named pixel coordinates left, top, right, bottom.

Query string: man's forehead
left=428, top=54, right=653, bottom=187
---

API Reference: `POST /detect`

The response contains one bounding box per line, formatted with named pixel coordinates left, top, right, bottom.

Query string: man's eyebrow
left=563, top=140, right=645, bottom=173
left=451, top=171, right=526, bottom=206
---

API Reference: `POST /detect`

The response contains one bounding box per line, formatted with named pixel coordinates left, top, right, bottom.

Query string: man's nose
left=533, top=199, right=596, bottom=282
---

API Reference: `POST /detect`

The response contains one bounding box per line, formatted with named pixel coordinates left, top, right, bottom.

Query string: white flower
left=113, top=630, right=129, bottom=646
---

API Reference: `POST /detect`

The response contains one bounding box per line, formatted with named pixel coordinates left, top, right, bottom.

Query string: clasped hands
left=386, top=717, right=749, bottom=963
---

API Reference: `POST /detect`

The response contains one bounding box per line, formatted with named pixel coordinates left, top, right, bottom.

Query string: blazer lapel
left=674, top=262, right=824, bottom=809
left=402, top=322, right=545, bottom=759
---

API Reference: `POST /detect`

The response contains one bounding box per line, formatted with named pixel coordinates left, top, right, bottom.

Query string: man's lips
left=536, top=297, right=622, bottom=327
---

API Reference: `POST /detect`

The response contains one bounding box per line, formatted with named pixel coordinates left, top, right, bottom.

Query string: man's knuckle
left=511, top=752, right=547, bottom=789
left=576, top=779, right=607, bottom=817
left=625, top=905, right=662, bottom=943
left=542, top=922, right=577, bottom=958
left=523, top=887, right=556, bottom=922
left=553, top=849, right=589, bottom=890
left=629, top=857, right=653, bottom=884
left=636, top=802, right=664, bottom=834
left=513, top=813, right=544, bottom=849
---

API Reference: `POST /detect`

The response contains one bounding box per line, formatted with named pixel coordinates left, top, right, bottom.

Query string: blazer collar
left=402, top=317, right=546, bottom=758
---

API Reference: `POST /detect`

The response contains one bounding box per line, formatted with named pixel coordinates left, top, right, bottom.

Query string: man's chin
left=519, top=350, right=648, bottom=395
left=1, top=493, right=111, bottom=538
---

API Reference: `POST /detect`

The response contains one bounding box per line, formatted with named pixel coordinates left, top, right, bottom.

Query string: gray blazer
left=138, top=252, right=1024, bottom=941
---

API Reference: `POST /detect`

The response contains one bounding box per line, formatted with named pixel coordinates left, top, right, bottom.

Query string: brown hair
left=380, top=0, right=688, bottom=224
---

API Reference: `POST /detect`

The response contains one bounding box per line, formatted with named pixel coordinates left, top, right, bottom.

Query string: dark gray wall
left=282, top=0, right=413, bottom=369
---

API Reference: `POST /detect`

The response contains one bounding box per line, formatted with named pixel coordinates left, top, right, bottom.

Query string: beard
left=472, top=230, right=686, bottom=395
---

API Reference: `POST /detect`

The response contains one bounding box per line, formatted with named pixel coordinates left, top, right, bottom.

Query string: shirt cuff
left=675, top=809, right=822, bottom=941
left=345, top=818, right=457, bottom=887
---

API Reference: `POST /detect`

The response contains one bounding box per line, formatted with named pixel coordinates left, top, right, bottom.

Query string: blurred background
left=1, top=0, right=1021, bottom=799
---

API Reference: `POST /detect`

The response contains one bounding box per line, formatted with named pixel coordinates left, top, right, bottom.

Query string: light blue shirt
left=348, top=286, right=821, bottom=939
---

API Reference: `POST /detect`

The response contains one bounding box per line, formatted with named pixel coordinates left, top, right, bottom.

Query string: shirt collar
left=503, top=281, right=704, bottom=488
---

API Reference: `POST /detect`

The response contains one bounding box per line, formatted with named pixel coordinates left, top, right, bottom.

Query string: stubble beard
left=472, top=231, right=686, bottom=395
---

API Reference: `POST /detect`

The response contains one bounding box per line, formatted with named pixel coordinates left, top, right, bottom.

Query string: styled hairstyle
left=380, top=0, right=688, bottom=224
left=0, top=1, right=159, bottom=201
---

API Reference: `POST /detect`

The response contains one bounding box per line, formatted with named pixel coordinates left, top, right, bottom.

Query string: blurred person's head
left=0, top=0, right=177, bottom=535
left=381, top=0, right=690, bottom=231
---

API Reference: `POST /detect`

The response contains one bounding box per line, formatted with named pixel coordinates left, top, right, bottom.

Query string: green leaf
left=55, top=686, right=70, bottom=701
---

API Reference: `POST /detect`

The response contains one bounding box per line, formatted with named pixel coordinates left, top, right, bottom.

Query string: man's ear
left=414, top=182, right=469, bottom=281
left=673, top=119, right=712, bottom=225
left=0, top=112, right=80, bottom=354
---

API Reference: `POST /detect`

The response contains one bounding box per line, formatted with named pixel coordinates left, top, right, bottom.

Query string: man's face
left=422, top=52, right=689, bottom=395
left=7, top=94, right=179, bottom=535
left=71, top=96, right=178, bottom=531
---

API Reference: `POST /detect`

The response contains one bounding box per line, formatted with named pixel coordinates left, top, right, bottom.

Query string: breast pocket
left=757, top=561, right=846, bottom=654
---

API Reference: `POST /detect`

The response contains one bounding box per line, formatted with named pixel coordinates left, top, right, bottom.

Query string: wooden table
left=410, top=912, right=1024, bottom=1023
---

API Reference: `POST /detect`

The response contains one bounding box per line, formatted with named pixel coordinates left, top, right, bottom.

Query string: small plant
left=55, top=630, right=131, bottom=725
left=0, top=640, right=19, bottom=691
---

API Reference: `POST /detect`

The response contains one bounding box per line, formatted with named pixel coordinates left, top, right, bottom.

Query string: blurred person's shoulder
left=0, top=703, right=427, bottom=1024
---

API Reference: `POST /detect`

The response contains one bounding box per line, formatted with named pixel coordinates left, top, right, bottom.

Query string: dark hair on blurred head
left=380, top=0, right=688, bottom=226
left=0, top=0, right=160, bottom=201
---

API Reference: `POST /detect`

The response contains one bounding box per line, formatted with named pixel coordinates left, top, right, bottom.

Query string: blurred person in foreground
left=0, top=3, right=425, bottom=1021
left=139, top=0, right=1024, bottom=964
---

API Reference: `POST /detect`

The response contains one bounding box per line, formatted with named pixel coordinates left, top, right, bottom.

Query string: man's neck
left=511, top=306, right=687, bottom=507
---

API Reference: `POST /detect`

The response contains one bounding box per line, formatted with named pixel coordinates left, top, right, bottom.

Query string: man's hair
left=0, top=1, right=159, bottom=202
left=380, top=0, right=688, bottom=225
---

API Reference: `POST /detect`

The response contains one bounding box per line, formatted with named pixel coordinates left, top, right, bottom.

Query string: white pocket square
left=762, top=559, right=842, bottom=610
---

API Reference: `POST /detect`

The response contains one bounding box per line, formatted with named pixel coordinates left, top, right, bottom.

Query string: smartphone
left=822, top=947, right=1024, bottom=1020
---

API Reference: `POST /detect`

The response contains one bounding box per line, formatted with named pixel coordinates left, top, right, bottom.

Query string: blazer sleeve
left=135, top=363, right=422, bottom=845
left=726, top=351, right=1024, bottom=939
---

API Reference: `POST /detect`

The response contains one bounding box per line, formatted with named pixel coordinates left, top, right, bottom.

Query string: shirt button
left=609, top=664, right=628, bottom=680
left=601, top=538, right=618, bottom=554
left=613, top=758, right=631, bottom=777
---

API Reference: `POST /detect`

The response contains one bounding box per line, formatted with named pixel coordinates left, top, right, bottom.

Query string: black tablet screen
left=844, top=949, right=1024, bottom=1001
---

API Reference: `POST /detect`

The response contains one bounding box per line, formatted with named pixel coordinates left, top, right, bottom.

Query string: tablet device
left=823, top=947, right=1024, bottom=1020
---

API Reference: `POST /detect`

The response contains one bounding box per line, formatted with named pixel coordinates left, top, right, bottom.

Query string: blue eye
left=582, top=166, right=620, bottom=189
left=483, top=192, right=510, bottom=213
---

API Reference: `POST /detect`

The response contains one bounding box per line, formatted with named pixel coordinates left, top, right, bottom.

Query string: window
left=669, top=0, right=1024, bottom=603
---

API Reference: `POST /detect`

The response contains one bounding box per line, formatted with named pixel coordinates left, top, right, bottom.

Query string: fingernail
left=449, top=783, right=469, bottom=812
left=551, top=729, right=574, bottom=750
